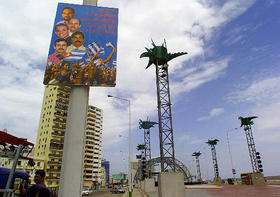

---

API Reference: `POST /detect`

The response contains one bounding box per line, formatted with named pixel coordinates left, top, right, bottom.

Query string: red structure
left=0, top=130, right=35, bottom=196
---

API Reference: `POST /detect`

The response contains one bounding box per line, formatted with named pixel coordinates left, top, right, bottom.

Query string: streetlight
left=226, top=128, right=238, bottom=183
left=108, top=94, right=133, bottom=197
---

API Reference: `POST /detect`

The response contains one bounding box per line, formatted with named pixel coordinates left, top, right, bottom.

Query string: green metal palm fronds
left=238, top=116, right=258, bottom=127
left=206, top=139, right=219, bottom=146
left=136, top=154, right=142, bottom=159
left=140, top=40, right=188, bottom=69
left=192, top=151, right=202, bottom=157
left=139, top=119, right=158, bottom=130
left=137, top=144, right=146, bottom=151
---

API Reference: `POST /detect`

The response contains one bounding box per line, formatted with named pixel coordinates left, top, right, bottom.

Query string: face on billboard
left=69, top=18, right=81, bottom=33
left=55, top=24, right=69, bottom=39
left=62, top=8, right=74, bottom=22
left=44, top=3, right=118, bottom=87
left=72, top=33, right=84, bottom=48
left=54, top=40, right=67, bottom=55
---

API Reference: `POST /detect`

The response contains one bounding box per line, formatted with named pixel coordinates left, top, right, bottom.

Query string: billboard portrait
left=43, top=3, right=118, bottom=86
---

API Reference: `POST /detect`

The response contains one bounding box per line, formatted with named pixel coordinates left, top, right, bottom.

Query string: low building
left=0, top=157, right=45, bottom=183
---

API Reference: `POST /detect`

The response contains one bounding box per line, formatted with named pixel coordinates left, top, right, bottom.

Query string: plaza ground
left=88, top=184, right=280, bottom=197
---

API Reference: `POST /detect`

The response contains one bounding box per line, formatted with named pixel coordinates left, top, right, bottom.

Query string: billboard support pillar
left=58, top=87, right=89, bottom=197
left=58, top=1, right=97, bottom=197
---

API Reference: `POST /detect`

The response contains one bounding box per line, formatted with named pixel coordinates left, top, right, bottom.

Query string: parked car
left=82, top=188, right=91, bottom=196
left=110, top=187, right=125, bottom=194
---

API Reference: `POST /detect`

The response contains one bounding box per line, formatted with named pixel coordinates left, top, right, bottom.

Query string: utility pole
left=226, top=128, right=237, bottom=182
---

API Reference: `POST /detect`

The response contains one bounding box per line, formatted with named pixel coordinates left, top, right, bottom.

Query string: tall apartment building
left=83, top=105, right=103, bottom=189
left=34, top=86, right=103, bottom=191
left=34, top=85, right=70, bottom=190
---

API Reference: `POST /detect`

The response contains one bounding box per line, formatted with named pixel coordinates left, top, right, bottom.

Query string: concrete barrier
left=144, top=178, right=156, bottom=193
left=158, top=172, right=185, bottom=197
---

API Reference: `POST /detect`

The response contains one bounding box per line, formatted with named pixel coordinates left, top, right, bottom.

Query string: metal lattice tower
left=155, top=62, right=175, bottom=171
left=140, top=40, right=187, bottom=172
left=192, top=152, right=202, bottom=181
left=210, top=145, right=219, bottom=178
left=139, top=118, right=157, bottom=178
left=206, top=139, right=220, bottom=178
left=243, top=125, right=259, bottom=172
left=238, top=116, right=263, bottom=173
left=144, top=127, right=151, bottom=161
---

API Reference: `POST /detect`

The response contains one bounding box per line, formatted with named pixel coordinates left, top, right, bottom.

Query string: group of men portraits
left=44, top=6, right=117, bottom=86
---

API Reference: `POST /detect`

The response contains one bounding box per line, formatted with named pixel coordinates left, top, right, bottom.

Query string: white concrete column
left=58, top=87, right=89, bottom=197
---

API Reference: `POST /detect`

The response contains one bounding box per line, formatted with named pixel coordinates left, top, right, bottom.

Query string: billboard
left=43, top=3, right=118, bottom=86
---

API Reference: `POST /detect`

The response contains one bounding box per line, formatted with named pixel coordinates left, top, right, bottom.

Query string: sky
left=0, top=0, right=279, bottom=180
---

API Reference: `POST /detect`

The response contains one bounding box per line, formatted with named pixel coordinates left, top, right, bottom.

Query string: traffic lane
left=88, top=189, right=124, bottom=197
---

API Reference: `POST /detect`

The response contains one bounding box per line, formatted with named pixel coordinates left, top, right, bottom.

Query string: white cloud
left=197, top=107, right=225, bottom=121
left=227, top=76, right=280, bottom=104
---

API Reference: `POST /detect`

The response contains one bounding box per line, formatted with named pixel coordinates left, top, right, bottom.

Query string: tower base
left=251, top=172, right=266, bottom=185
left=158, top=172, right=185, bottom=197
left=212, top=177, right=222, bottom=185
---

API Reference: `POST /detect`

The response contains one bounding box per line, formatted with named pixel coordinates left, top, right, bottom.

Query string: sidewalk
left=121, top=187, right=148, bottom=197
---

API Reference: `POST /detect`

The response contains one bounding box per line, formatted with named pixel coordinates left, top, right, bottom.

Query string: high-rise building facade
left=34, top=85, right=70, bottom=190
left=34, top=86, right=103, bottom=191
left=83, top=105, right=103, bottom=188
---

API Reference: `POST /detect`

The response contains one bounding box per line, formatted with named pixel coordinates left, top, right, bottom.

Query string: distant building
left=83, top=105, right=103, bottom=189
left=112, top=173, right=127, bottom=185
left=101, top=159, right=110, bottom=187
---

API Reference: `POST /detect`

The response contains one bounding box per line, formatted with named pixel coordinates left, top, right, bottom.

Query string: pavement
left=119, top=184, right=280, bottom=197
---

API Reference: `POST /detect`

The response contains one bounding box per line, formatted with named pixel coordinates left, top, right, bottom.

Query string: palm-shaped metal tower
left=136, top=144, right=147, bottom=180
left=139, top=118, right=158, bottom=161
left=140, top=40, right=187, bottom=172
left=206, top=139, right=220, bottom=179
left=192, top=151, right=202, bottom=181
left=238, top=116, right=263, bottom=173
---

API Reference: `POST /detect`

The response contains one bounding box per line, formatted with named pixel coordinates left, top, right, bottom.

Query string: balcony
left=54, top=112, right=67, bottom=118
left=48, top=161, right=62, bottom=165
left=51, top=132, right=64, bottom=138
left=45, top=176, right=60, bottom=180
left=53, top=118, right=66, bottom=125
left=46, top=168, right=61, bottom=172
left=58, top=86, right=71, bottom=94
left=57, top=93, right=69, bottom=99
left=52, top=125, right=66, bottom=131
left=56, top=98, right=68, bottom=104
left=50, top=139, right=63, bottom=145
left=55, top=103, right=68, bottom=111
left=49, top=153, right=63, bottom=158
left=50, top=143, right=63, bottom=151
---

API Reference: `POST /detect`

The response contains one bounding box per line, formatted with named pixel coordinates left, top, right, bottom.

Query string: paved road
left=88, top=189, right=123, bottom=197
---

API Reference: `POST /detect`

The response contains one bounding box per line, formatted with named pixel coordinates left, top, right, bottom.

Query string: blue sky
left=0, top=0, right=279, bottom=180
